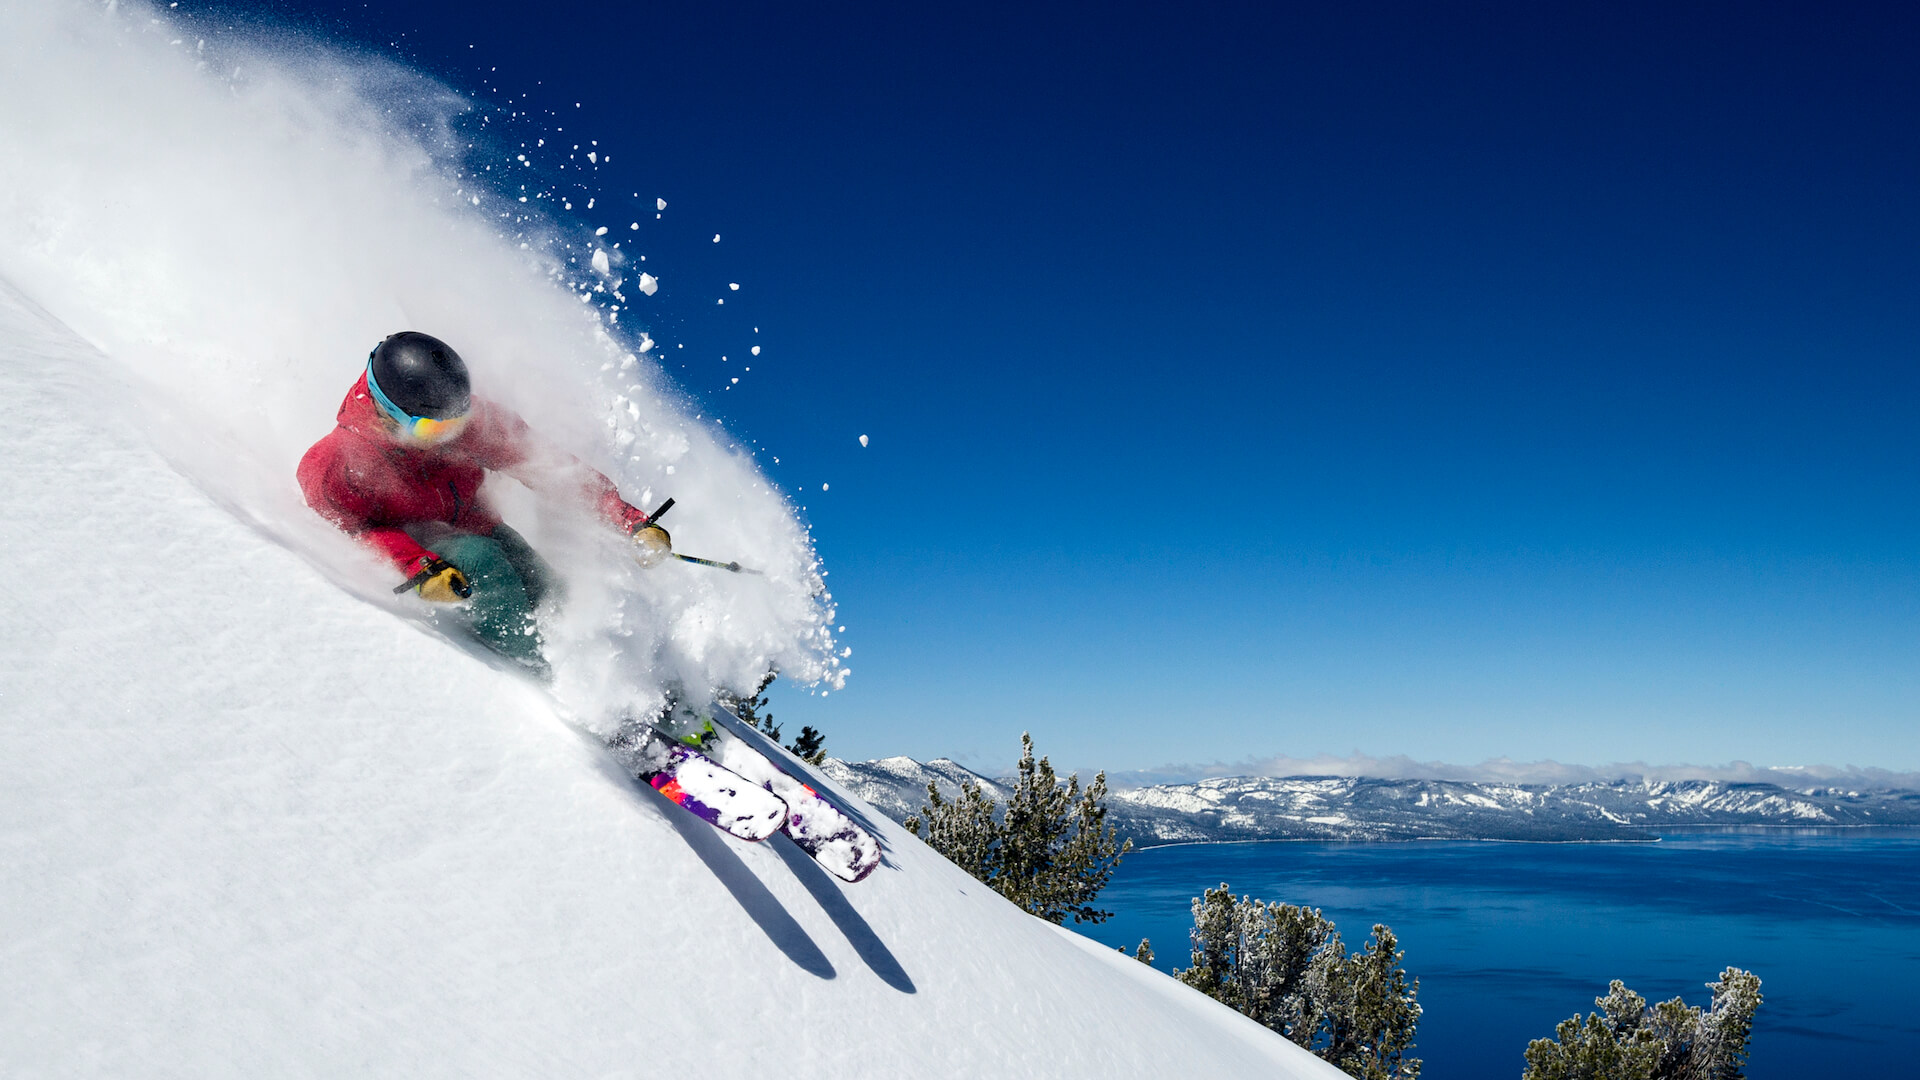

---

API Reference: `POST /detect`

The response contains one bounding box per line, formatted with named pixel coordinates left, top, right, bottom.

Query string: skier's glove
left=401, top=556, right=472, bottom=602
left=631, top=523, right=673, bottom=569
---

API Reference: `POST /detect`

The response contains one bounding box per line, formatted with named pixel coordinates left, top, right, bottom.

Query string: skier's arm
left=297, top=439, right=439, bottom=575
left=465, top=401, right=653, bottom=533
left=356, top=525, right=436, bottom=573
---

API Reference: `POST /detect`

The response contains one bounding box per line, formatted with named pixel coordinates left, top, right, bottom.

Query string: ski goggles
left=366, top=365, right=470, bottom=445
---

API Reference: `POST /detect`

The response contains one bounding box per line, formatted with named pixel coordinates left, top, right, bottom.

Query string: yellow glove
left=406, top=556, right=471, bottom=602
left=632, top=523, right=673, bottom=569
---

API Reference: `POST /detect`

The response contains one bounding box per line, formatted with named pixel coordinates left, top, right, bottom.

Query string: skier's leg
left=487, top=523, right=561, bottom=609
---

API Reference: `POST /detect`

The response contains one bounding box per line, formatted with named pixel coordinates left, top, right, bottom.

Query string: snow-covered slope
left=0, top=6, right=1334, bottom=1072
left=0, top=288, right=1342, bottom=1077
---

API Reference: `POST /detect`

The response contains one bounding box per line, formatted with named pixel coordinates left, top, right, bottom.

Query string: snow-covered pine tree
left=903, top=775, right=998, bottom=884
left=1319, top=925, right=1423, bottom=1080
left=1174, top=885, right=1342, bottom=1045
left=1175, top=885, right=1244, bottom=1008
left=1521, top=968, right=1762, bottom=1080
left=1696, top=968, right=1763, bottom=1077
left=1173, top=885, right=1421, bottom=1078
left=1523, top=1009, right=1660, bottom=1080
left=904, top=732, right=1132, bottom=925
left=996, top=733, right=1132, bottom=924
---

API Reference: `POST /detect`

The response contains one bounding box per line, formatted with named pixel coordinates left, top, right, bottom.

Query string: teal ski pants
left=404, top=522, right=557, bottom=669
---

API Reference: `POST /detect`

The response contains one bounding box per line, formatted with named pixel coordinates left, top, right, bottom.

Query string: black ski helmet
left=367, top=331, right=471, bottom=420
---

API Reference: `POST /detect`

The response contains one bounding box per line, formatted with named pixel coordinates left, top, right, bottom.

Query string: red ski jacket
left=297, top=372, right=649, bottom=575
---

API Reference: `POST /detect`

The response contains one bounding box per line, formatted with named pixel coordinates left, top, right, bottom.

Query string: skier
left=297, top=333, right=881, bottom=875
left=297, top=331, right=670, bottom=670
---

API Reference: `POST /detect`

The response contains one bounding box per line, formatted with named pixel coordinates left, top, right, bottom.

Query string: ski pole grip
left=644, top=497, right=675, bottom=525
left=393, top=569, right=433, bottom=595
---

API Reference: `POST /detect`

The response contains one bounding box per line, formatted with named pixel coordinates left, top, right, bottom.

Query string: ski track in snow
left=0, top=3, right=1341, bottom=1076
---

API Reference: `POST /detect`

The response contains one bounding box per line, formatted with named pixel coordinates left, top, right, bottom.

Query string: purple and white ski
left=605, top=722, right=786, bottom=842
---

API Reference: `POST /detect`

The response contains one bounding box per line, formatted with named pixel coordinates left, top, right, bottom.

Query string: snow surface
left=0, top=283, right=1342, bottom=1078
left=0, top=2, right=1342, bottom=1076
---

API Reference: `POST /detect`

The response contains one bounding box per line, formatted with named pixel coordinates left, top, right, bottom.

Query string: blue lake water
left=1078, top=829, right=1920, bottom=1079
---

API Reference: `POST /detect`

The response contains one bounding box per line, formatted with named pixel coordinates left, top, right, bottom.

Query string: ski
left=604, top=722, right=787, bottom=842
left=697, top=704, right=883, bottom=883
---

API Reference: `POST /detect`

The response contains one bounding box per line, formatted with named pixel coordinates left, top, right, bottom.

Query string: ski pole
left=673, top=552, right=763, bottom=575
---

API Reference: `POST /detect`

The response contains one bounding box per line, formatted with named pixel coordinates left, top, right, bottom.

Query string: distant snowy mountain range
left=821, top=756, right=1920, bottom=844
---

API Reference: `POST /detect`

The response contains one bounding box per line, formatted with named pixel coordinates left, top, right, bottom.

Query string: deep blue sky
left=217, top=1, right=1917, bottom=773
